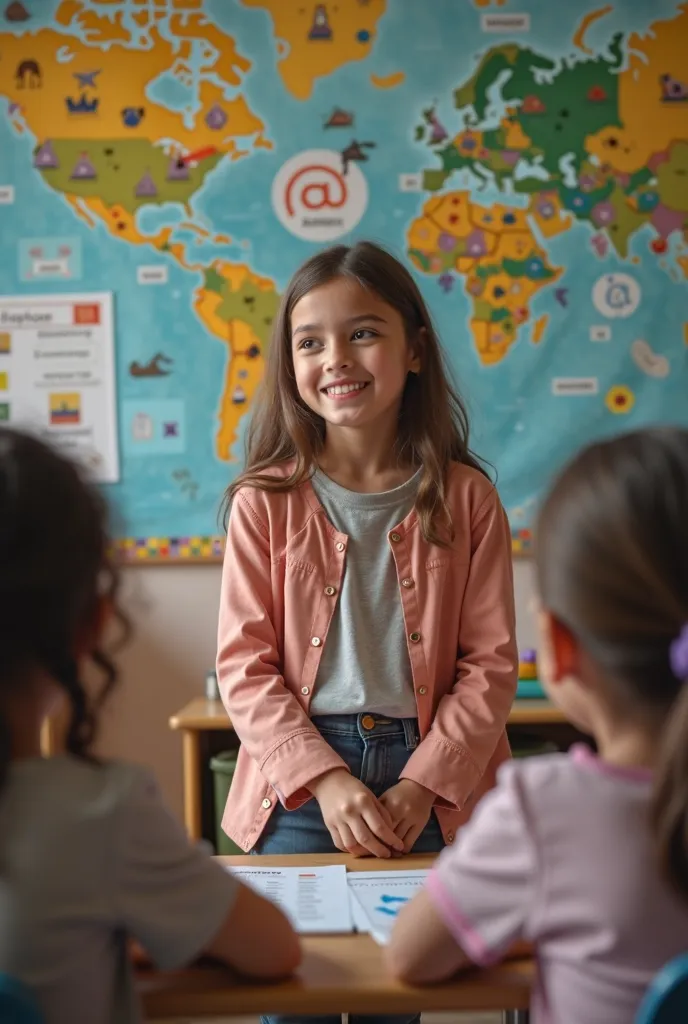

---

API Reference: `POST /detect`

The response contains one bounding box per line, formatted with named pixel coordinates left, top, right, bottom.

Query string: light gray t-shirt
left=0, top=755, right=238, bottom=1024
left=310, top=468, right=420, bottom=718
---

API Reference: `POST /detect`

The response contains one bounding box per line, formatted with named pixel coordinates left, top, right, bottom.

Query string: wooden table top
left=169, top=696, right=566, bottom=731
left=138, top=854, right=534, bottom=1018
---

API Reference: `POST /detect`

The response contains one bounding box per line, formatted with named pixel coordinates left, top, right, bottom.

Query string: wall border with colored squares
left=112, top=530, right=534, bottom=563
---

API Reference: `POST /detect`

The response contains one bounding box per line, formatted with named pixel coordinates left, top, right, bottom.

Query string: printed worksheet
left=347, top=870, right=429, bottom=945
left=227, top=864, right=352, bottom=935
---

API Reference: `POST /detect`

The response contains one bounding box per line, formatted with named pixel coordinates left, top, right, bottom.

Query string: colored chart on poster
left=0, top=0, right=686, bottom=560
left=0, top=291, right=119, bottom=481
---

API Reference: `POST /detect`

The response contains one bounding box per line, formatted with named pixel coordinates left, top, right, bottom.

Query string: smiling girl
left=216, top=241, right=518, bottom=1024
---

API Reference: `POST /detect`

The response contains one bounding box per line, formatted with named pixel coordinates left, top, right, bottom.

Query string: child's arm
left=385, top=889, right=470, bottom=983
left=217, top=490, right=351, bottom=808
left=203, top=882, right=301, bottom=977
left=116, top=767, right=300, bottom=979
left=386, top=761, right=537, bottom=985
left=399, top=488, right=518, bottom=814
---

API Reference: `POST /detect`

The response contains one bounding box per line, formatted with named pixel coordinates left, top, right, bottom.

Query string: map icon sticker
left=272, top=149, right=368, bottom=242
left=592, top=273, right=641, bottom=319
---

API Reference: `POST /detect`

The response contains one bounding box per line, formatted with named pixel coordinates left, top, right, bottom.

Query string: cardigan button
left=402, top=578, right=414, bottom=588
left=335, top=541, right=345, bottom=552
left=311, top=636, right=322, bottom=647
left=409, top=631, right=421, bottom=643
left=262, top=798, right=272, bottom=809
left=390, top=532, right=401, bottom=543
left=418, top=686, right=427, bottom=695
left=324, top=585, right=337, bottom=596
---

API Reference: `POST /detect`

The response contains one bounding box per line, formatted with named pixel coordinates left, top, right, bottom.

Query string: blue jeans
left=256, top=713, right=445, bottom=1024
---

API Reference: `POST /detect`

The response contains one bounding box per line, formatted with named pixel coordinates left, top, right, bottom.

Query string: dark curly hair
left=0, top=427, right=128, bottom=792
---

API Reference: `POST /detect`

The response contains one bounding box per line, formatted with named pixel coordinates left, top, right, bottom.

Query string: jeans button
left=361, top=714, right=375, bottom=731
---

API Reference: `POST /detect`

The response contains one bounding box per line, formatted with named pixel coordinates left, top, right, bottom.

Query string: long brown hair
left=535, top=427, right=688, bottom=900
left=0, top=428, right=128, bottom=794
left=223, top=241, right=487, bottom=545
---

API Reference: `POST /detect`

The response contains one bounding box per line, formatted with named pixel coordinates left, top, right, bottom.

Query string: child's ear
left=539, top=610, right=580, bottom=684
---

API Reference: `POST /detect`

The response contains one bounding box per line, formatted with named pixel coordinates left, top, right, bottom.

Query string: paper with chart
left=227, top=864, right=352, bottom=935
left=347, top=870, right=429, bottom=945
left=0, top=292, right=119, bottom=482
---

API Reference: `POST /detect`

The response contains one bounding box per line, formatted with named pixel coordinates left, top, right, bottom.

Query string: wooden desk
left=169, top=698, right=568, bottom=841
left=139, top=853, right=534, bottom=1021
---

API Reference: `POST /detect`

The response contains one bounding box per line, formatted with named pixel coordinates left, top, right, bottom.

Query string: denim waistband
left=311, top=712, right=419, bottom=750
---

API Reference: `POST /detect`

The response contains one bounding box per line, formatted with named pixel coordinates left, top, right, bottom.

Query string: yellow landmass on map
left=573, top=5, right=613, bottom=55
left=193, top=263, right=280, bottom=460
left=612, top=3, right=688, bottom=171
left=408, top=191, right=562, bottom=366
left=370, top=71, right=405, bottom=90
left=65, top=195, right=174, bottom=248
left=528, top=192, right=573, bottom=239
left=241, top=0, right=387, bottom=100
left=0, top=28, right=262, bottom=152
left=532, top=315, right=549, bottom=345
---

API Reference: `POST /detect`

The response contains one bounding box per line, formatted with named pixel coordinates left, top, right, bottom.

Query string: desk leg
left=502, top=1012, right=530, bottom=1023
left=182, top=730, right=202, bottom=841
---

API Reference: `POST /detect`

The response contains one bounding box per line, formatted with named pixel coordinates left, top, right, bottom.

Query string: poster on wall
left=0, top=0, right=686, bottom=561
left=0, top=292, right=119, bottom=483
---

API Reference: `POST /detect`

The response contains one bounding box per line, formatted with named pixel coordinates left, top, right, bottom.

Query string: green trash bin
left=511, top=734, right=559, bottom=759
left=210, top=750, right=243, bottom=855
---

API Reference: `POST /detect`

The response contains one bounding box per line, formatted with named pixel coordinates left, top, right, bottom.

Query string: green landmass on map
left=35, top=139, right=222, bottom=214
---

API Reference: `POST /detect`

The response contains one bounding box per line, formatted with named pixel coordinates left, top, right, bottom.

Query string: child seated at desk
left=0, top=428, right=300, bottom=1024
left=388, top=427, right=688, bottom=1023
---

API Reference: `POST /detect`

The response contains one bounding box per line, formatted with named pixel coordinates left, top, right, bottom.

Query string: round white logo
left=592, top=273, right=641, bottom=319
left=271, top=149, right=368, bottom=242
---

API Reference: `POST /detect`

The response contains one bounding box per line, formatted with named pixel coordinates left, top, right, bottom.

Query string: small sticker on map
left=137, top=265, right=169, bottom=286
left=19, top=237, right=82, bottom=282
left=631, top=339, right=670, bottom=379
left=272, top=149, right=368, bottom=242
left=481, top=14, right=530, bottom=32
left=122, top=399, right=186, bottom=456
left=398, top=173, right=423, bottom=192
left=0, top=186, right=15, bottom=204
left=552, top=378, right=599, bottom=396
left=592, top=273, right=641, bottom=319
left=590, top=325, right=611, bottom=342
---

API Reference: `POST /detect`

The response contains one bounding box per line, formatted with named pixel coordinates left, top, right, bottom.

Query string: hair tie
left=669, top=624, right=688, bottom=681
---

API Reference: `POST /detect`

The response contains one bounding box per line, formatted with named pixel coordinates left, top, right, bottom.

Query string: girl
left=216, top=240, right=517, bottom=1017
left=0, top=428, right=299, bottom=1024
left=388, top=427, right=688, bottom=1023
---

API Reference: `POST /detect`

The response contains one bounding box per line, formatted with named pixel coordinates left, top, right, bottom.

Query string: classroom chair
left=0, top=974, right=43, bottom=1024
left=635, top=953, right=688, bottom=1024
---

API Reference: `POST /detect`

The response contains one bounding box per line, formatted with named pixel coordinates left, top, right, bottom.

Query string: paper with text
left=227, top=864, right=353, bottom=935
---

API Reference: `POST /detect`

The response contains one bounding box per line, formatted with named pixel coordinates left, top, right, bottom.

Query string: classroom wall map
left=1, top=0, right=687, bottom=560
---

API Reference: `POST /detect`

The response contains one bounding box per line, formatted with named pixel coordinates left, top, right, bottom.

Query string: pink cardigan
left=216, top=461, right=518, bottom=851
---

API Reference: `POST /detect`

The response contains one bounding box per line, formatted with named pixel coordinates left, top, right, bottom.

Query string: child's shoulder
left=497, top=750, right=580, bottom=795
left=23, top=754, right=158, bottom=814
left=445, top=460, right=500, bottom=517
left=230, top=461, right=314, bottom=527
left=494, top=746, right=651, bottom=823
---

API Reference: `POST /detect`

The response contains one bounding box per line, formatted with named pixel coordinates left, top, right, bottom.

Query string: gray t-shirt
left=0, top=755, right=238, bottom=1024
left=310, top=468, right=420, bottom=718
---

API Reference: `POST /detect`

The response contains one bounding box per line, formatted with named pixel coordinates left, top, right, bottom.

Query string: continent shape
left=407, top=191, right=562, bottom=367
left=240, top=0, right=387, bottom=100
left=195, top=264, right=280, bottom=461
